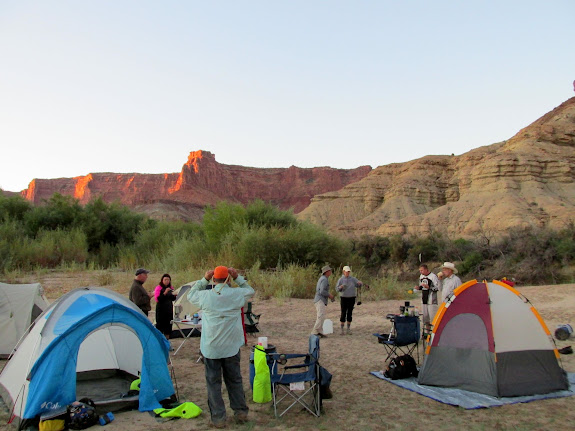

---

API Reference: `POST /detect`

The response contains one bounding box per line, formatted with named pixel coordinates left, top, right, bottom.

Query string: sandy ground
left=2, top=274, right=575, bottom=430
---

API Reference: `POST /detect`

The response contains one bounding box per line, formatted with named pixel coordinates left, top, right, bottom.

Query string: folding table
left=170, top=319, right=202, bottom=356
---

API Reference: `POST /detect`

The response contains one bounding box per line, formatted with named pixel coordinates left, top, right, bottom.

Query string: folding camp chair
left=244, top=302, right=261, bottom=336
left=373, top=315, right=420, bottom=364
left=269, top=335, right=321, bottom=418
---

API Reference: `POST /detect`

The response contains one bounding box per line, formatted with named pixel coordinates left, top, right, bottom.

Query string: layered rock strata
left=298, top=97, right=575, bottom=238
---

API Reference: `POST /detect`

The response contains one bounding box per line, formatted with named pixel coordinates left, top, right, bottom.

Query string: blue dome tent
left=0, top=287, right=175, bottom=428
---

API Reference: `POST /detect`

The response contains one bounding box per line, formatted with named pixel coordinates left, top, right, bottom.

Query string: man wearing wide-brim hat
left=312, top=265, right=335, bottom=338
left=440, top=262, right=462, bottom=302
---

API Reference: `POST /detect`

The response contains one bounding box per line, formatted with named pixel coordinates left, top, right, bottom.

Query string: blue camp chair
left=269, top=335, right=321, bottom=417
left=243, top=302, right=261, bottom=336
left=373, top=315, right=420, bottom=364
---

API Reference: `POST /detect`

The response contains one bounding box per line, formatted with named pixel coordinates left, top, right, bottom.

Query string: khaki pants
left=312, top=300, right=327, bottom=335
left=422, top=303, right=439, bottom=326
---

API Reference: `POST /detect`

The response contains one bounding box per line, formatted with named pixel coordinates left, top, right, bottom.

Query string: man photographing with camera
left=187, top=266, right=254, bottom=428
left=415, top=264, right=440, bottom=331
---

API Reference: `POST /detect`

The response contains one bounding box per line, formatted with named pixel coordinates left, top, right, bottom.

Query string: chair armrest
left=282, top=360, right=317, bottom=371
left=268, top=353, right=308, bottom=361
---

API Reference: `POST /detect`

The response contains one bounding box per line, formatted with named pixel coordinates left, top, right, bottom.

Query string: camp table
left=170, top=319, right=202, bottom=356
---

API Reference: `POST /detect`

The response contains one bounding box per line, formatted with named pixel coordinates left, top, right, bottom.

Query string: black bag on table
left=384, top=354, right=418, bottom=380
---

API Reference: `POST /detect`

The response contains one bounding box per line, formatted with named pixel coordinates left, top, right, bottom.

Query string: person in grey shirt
left=440, top=262, right=462, bottom=302
left=336, top=265, right=364, bottom=335
left=312, top=265, right=334, bottom=338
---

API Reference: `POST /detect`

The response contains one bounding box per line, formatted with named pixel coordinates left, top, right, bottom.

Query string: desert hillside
left=298, top=97, right=575, bottom=238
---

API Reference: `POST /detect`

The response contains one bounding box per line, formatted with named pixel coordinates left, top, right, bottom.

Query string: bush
left=24, top=193, right=83, bottom=237
left=233, top=223, right=351, bottom=270
left=11, top=228, right=88, bottom=270
left=203, top=202, right=247, bottom=247
left=0, top=194, right=32, bottom=222
left=83, top=198, right=148, bottom=251
left=245, top=199, right=297, bottom=229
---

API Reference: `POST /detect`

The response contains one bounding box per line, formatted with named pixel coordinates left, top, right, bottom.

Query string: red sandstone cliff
left=21, top=151, right=372, bottom=221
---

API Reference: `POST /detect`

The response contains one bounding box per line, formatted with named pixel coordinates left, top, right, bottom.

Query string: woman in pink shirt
left=154, top=274, right=176, bottom=339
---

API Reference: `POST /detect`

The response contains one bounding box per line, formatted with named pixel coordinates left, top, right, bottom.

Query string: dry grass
left=1, top=272, right=575, bottom=431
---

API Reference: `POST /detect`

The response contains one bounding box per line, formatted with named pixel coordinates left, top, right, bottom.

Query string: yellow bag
left=252, top=346, right=272, bottom=403
left=39, top=418, right=65, bottom=431
left=153, top=402, right=202, bottom=418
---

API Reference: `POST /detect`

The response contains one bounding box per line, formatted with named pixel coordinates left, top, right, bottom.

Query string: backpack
left=67, top=398, right=99, bottom=430
left=384, top=355, right=418, bottom=380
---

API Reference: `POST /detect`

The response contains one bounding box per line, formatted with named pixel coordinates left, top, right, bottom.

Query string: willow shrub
left=245, top=262, right=319, bottom=299
left=11, top=228, right=88, bottom=270
left=232, top=223, right=352, bottom=270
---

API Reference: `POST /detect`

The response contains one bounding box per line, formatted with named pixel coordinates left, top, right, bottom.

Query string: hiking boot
left=340, top=327, right=345, bottom=335
left=346, top=328, right=352, bottom=335
left=211, top=420, right=227, bottom=429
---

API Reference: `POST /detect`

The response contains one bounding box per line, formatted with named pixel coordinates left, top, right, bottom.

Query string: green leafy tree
left=245, top=199, right=297, bottom=229
left=0, top=194, right=32, bottom=222
left=203, top=201, right=247, bottom=247
left=24, top=193, right=83, bottom=236
left=83, top=198, right=148, bottom=251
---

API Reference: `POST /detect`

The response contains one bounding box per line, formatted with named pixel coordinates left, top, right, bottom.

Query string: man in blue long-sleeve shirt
left=188, top=266, right=254, bottom=428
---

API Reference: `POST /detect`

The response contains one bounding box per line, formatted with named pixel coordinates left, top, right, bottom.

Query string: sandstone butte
left=298, top=97, right=575, bottom=238
left=20, top=151, right=372, bottom=222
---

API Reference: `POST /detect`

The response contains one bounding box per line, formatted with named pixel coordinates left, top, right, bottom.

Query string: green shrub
left=245, top=199, right=297, bottom=229
left=24, top=193, right=84, bottom=237
left=83, top=198, right=148, bottom=251
left=0, top=194, right=32, bottom=222
left=203, top=202, right=247, bottom=247
left=246, top=262, right=319, bottom=299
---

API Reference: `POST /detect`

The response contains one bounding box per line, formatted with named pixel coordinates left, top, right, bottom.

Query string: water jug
left=322, top=319, right=334, bottom=334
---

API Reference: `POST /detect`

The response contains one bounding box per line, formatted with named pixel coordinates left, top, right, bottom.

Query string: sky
left=1, top=1, right=574, bottom=192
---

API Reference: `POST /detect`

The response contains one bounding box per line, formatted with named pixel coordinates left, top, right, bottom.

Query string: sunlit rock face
left=298, top=97, right=575, bottom=238
left=21, top=150, right=372, bottom=221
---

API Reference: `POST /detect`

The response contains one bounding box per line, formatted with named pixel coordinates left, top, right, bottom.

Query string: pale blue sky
left=1, top=1, right=574, bottom=192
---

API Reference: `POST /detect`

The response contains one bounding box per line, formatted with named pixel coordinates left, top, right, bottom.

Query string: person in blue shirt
left=187, top=266, right=255, bottom=428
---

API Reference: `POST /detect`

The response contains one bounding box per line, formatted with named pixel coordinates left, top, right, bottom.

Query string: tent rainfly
left=418, top=280, right=569, bottom=397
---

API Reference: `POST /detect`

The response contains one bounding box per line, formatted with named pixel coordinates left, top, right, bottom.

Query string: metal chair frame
left=269, top=335, right=321, bottom=418
left=374, top=315, right=421, bottom=364
left=244, top=302, right=261, bottom=336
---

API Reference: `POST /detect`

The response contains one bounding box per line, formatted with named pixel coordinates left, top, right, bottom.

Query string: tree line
left=1, top=192, right=574, bottom=285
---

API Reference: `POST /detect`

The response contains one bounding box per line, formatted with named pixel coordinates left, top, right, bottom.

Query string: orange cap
left=214, top=266, right=229, bottom=279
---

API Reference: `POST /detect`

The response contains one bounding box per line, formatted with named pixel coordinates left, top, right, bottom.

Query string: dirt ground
left=1, top=272, right=575, bottom=430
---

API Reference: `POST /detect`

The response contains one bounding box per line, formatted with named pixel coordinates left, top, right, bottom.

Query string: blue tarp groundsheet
left=370, top=371, right=575, bottom=409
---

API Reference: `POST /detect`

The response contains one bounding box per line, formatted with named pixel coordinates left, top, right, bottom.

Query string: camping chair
left=244, top=302, right=261, bottom=336
left=269, top=335, right=322, bottom=418
left=373, top=315, right=420, bottom=364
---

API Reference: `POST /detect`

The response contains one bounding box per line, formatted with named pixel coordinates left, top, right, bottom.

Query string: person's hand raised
left=228, top=267, right=239, bottom=280
left=204, top=270, right=215, bottom=281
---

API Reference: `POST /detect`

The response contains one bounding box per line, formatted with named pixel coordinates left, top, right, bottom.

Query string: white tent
left=172, top=281, right=201, bottom=321
left=0, top=282, right=48, bottom=358
left=0, top=287, right=174, bottom=427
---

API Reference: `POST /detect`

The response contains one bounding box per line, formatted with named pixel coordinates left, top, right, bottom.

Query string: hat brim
left=441, top=266, right=458, bottom=274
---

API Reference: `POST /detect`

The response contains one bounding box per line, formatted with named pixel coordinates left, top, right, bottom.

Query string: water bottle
left=192, top=313, right=199, bottom=324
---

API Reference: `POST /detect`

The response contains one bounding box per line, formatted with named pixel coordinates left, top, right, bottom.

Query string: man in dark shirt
left=129, top=268, right=151, bottom=316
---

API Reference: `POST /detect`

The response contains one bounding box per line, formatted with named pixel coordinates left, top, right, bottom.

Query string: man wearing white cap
left=440, top=262, right=462, bottom=302
left=312, top=265, right=335, bottom=338
left=336, top=266, right=364, bottom=335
